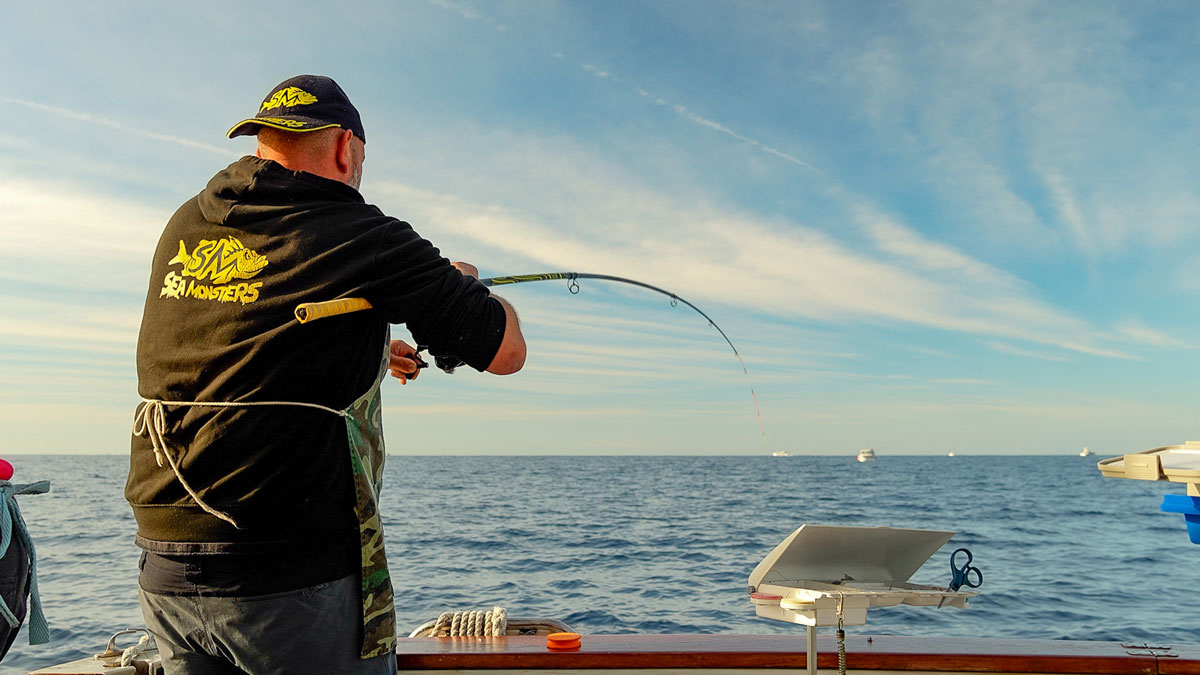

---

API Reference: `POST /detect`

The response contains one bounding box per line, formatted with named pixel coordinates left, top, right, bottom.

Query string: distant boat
left=947, top=451, right=956, bottom=457
left=771, top=450, right=791, bottom=457
left=856, top=448, right=877, bottom=462
left=1080, top=446, right=1094, bottom=457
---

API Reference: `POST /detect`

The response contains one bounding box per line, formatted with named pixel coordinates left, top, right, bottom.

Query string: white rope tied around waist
left=0, top=480, right=50, bottom=645
left=133, top=398, right=350, bottom=529
left=430, top=606, right=508, bottom=637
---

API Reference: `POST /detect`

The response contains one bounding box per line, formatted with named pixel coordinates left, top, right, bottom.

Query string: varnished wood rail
left=395, top=634, right=1200, bottom=673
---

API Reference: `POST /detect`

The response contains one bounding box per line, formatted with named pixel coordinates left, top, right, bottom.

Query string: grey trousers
left=139, top=574, right=397, bottom=675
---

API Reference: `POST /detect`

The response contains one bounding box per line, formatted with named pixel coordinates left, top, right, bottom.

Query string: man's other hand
left=389, top=339, right=425, bottom=384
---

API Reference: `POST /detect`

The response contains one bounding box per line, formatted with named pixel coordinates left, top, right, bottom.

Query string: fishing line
left=295, top=272, right=768, bottom=447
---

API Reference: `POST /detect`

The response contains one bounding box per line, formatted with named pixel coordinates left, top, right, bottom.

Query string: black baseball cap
left=227, top=75, right=366, bottom=143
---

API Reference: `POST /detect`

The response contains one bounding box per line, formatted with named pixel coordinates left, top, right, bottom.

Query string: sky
left=2, top=1, right=1199, bottom=456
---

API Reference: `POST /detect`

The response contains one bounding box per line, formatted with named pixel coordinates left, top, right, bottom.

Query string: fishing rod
left=294, top=272, right=767, bottom=447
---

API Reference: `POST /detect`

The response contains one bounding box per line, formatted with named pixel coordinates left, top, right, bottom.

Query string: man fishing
left=127, top=74, right=526, bottom=674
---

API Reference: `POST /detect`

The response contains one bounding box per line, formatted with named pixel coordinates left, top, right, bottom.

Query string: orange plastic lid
left=546, top=632, right=581, bottom=650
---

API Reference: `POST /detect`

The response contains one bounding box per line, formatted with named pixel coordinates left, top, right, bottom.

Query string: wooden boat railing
left=394, top=634, right=1200, bottom=674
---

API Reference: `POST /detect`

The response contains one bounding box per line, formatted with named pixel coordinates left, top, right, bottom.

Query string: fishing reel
left=415, top=346, right=465, bottom=374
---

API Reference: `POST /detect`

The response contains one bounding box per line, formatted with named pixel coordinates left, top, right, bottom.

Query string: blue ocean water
left=4, top=454, right=1198, bottom=672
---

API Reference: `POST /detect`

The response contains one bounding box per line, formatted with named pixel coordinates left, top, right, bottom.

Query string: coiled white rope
left=133, top=399, right=349, bottom=528
left=429, top=606, right=508, bottom=637
left=120, top=633, right=156, bottom=666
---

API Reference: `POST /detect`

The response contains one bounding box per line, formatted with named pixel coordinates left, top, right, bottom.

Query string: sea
left=4, top=453, right=1198, bottom=672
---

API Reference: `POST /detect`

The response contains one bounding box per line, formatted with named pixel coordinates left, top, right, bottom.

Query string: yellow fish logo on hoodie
left=159, top=237, right=268, bottom=304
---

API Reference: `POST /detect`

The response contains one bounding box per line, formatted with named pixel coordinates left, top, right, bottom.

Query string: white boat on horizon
left=771, top=450, right=791, bottom=457
left=1079, top=446, right=1093, bottom=457
left=856, top=448, right=877, bottom=462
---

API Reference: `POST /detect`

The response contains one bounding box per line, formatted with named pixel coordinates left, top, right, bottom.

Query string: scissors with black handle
left=948, top=547, right=983, bottom=591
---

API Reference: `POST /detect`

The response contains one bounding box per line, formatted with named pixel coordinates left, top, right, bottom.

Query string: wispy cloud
left=582, top=64, right=613, bottom=80
left=818, top=3, right=1200, bottom=262
left=397, top=6, right=1172, bottom=363
left=576, top=61, right=826, bottom=175
left=426, top=0, right=505, bottom=30
left=1179, top=258, right=1200, bottom=294
left=1053, top=340, right=1138, bottom=361
left=0, top=306, right=137, bottom=355
left=854, top=205, right=1025, bottom=288
left=905, top=345, right=961, bottom=360
left=666, top=102, right=825, bottom=176
left=1113, top=320, right=1197, bottom=350
left=1, top=97, right=237, bottom=157
left=985, top=341, right=1070, bottom=362
left=1041, top=169, right=1095, bottom=261
left=374, top=175, right=1130, bottom=360
left=0, top=176, right=167, bottom=290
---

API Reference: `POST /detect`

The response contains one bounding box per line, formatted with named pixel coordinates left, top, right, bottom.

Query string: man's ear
left=335, top=129, right=354, bottom=173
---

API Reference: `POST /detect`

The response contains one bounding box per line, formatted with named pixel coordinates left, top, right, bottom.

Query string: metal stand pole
left=807, top=624, right=817, bottom=675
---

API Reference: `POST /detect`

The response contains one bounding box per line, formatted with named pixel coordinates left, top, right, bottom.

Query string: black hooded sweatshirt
left=127, top=157, right=505, bottom=591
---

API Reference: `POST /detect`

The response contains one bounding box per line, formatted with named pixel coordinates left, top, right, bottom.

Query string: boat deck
left=395, top=634, right=1200, bottom=674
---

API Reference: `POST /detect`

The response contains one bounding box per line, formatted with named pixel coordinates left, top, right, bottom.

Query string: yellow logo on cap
left=260, top=87, right=318, bottom=112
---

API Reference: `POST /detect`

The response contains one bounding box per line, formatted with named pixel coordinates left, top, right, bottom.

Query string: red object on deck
left=547, top=632, right=581, bottom=651
left=0, top=459, right=12, bottom=481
